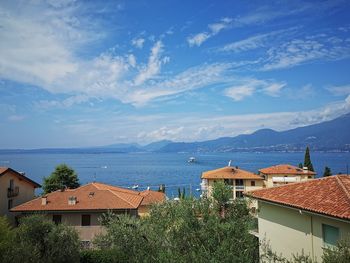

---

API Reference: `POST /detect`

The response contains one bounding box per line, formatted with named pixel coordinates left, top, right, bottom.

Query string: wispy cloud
left=187, top=17, right=232, bottom=47
left=327, top=84, right=350, bottom=96
left=131, top=38, right=145, bottom=49
left=224, top=78, right=286, bottom=101
left=261, top=35, right=350, bottom=71
left=218, top=28, right=298, bottom=53
left=134, top=41, right=168, bottom=85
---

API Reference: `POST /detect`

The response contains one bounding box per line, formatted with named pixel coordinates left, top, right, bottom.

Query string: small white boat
left=131, top=184, right=139, bottom=189
left=188, top=157, right=196, bottom=163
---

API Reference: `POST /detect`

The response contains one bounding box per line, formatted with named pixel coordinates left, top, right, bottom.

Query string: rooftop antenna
left=228, top=160, right=232, bottom=167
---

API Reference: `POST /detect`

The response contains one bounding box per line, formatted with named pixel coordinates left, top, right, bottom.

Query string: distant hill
left=1, top=113, right=349, bottom=153
left=158, top=113, right=350, bottom=153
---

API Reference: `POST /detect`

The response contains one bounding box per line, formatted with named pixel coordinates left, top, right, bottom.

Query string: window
left=9, top=179, right=14, bottom=190
left=82, top=214, right=91, bottom=226
left=8, top=199, right=13, bottom=210
left=235, top=179, right=244, bottom=186
left=322, top=224, right=340, bottom=246
left=224, top=179, right=233, bottom=185
left=251, top=181, right=255, bottom=186
left=235, top=191, right=244, bottom=199
left=52, top=215, right=62, bottom=225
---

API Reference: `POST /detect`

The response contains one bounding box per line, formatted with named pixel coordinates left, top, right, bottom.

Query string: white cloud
left=224, top=86, right=255, bottom=101
left=262, top=36, right=350, bottom=71
left=131, top=38, right=145, bottom=49
left=187, top=18, right=231, bottom=47
left=187, top=33, right=210, bottom=47
left=218, top=28, right=297, bottom=53
left=327, top=84, right=350, bottom=96
left=7, top=115, right=25, bottom=122
left=224, top=78, right=286, bottom=101
left=134, top=41, right=167, bottom=86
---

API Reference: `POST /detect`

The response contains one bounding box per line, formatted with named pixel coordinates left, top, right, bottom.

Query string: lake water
left=1, top=152, right=349, bottom=198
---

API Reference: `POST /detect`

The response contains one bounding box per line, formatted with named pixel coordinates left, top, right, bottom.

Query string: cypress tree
left=303, top=146, right=314, bottom=172
left=323, top=166, right=332, bottom=177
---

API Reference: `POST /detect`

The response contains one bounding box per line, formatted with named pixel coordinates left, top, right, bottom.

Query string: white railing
left=272, top=177, right=297, bottom=183
left=235, top=185, right=245, bottom=190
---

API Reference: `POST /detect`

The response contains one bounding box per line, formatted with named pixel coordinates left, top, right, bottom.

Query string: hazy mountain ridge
left=1, top=113, right=349, bottom=153
left=157, top=113, right=350, bottom=152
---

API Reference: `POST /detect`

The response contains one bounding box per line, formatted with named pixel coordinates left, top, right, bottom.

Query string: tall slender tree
left=303, top=146, right=314, bottom=172
left=323, top=166, right=332, bottom=177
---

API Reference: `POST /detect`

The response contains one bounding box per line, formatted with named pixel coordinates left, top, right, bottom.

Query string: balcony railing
left=235, top=185, right=245, bottom=190
left=7, top=186, right=19, bottom=198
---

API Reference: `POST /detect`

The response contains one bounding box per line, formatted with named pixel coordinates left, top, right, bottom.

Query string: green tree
left=212, top=180, right=232, bottom=217
left=94, top=197, right=259, bottom=263
left=0, top=217, right=14, bottom=263
left=303, top=146, right=314, bottom=172
left=43, top=164, right=80, bottom=194
left=323, top=166, right=332, bottom=177
left=322, top=236, right=350, bottom=263
left=298, top=163, right=303, bottom=169
left=6, top=215, right=80, bottom=263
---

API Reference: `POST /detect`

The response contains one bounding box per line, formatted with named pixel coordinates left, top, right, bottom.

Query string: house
left=259, top=164, right=316, bottom=188
left=11, top=182, right=165, bottom=242
left=246, top=175, right=350, bottom=261
left=201, top=165, right=264, bottom=210
left=0, top=167, right=41, bottom=225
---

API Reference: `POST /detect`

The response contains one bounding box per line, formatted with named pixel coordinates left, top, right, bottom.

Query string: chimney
left=303, top=167, right=308, bottom=173
left=41, top=196, right=47, bottom=205
left=68, top=196, right=77, bottom=205
left=228, top=160, right=232, bottom=167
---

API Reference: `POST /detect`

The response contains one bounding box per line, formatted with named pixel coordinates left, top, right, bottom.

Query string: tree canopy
left=43, top=164, right=80, bottom=194
left=323, top=166, right=332, bottom=177
left=303, top=146, right=314, bottom=172
left=2, top=215, right=80, bottom=263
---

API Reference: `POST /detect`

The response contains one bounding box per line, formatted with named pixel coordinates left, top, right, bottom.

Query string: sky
left=1, top=0, right=350, bottom=148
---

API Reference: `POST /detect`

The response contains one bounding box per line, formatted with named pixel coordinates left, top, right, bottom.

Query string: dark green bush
left=80, top=249, right=123, bottom=263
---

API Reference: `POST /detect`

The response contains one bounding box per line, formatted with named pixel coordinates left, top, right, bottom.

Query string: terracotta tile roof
left=246, top=175, right=350, bottom=221
left=202, top=166, right=263, bottom=180
left=0, top=167, right=41, bottom=188
left=140, top=190, right=166, bottom=206
left=11, top=182, right=164, bottom=212
left=259, top=164, right=316, bottom=176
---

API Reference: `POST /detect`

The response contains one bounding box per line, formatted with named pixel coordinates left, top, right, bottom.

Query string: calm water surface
left=1, top=152, right=349, bottom=198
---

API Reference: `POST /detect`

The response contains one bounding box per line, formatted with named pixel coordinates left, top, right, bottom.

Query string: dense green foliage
left=303, top=146, right=314, bottom=172
left=80, top=249, right=122, bottom=263
left=322, top=236, right=350, bottom=263
left=323, top=166, right=332, bottom=177
left=94, top=196, right=259, bottom=263
left=2, top=215, right=80, bottom=263
left=0, top=217, right=14, bottom=263
left=43, top=164, right=80, bottom=194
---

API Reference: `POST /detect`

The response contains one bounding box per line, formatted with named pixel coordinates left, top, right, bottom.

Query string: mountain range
left=1, top=113, right=349, bottom=153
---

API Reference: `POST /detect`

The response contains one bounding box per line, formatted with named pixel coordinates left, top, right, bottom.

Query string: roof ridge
left=107, top=189, right=143, bottom=208
left=335, top=176, right=350, bottom=205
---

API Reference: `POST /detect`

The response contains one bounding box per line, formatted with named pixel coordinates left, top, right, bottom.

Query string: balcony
left=235, top=185, right=245, bottom=190
left=7, top=186, right=19, bottom=198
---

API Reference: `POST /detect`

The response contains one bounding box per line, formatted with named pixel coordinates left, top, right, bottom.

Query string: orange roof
left=11, top=182, right=165, bottom=212
left=0, top=167, right=41, bottom=188
left=140, top=190, right=166, bottom=206
left=202, top=166, right=263, bottom=180
left=246, top=175, right=350, bottom=221
left=259, top=164, right=316, bottom=176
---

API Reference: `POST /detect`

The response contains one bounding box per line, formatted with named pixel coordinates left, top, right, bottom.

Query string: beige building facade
left=259, top=164, right=315, bottom=188
left=0, top=167, right=40, bottom=225
left=201, top=165, right=264, bottom=211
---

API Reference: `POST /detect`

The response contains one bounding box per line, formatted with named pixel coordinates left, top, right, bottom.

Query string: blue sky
left=1, top=0, right=350, bottom=148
